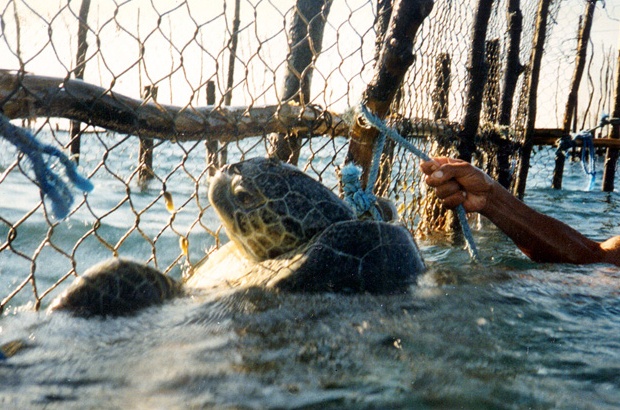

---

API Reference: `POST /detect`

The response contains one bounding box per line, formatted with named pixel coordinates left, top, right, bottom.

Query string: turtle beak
left=208, top=170, right=234, bottom=223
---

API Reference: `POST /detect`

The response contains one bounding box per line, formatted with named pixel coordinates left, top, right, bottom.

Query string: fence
left=0, top=0, right=618, bottom=312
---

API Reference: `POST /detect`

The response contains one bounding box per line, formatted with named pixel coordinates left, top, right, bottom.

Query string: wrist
left=479, top=180, right=512, bottom=219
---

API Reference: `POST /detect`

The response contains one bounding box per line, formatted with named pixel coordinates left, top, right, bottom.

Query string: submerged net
left=0, top=0, right=618, bottom=311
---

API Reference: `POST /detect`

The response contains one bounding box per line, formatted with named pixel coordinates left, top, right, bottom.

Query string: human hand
left=420, top=157, right=495, bottom=213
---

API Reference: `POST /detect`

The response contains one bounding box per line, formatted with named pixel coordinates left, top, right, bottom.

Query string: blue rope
left=341, top=116, right=388, bottom=220
left=574, top=130, right=596, bottom=190
left=341, top=164, right=378, bottom=217
left=0, top=114, right=93, bottom=219
left=555, top=114, right=614, bottom=191
left=356, top=103, right=480, bottom=261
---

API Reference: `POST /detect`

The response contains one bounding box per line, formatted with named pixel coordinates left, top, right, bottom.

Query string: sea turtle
left=49, top=157, right=425, bottom=317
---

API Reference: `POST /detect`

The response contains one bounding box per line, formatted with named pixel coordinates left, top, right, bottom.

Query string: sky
left=0, top=0, right=619, bottom=129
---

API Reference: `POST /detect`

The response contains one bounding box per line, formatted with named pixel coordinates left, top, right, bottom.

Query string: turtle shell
left=48, top=258, right=182, bottom=317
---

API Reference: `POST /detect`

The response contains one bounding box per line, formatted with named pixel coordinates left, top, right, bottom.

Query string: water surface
left=0, top=138, right=619, bottom=409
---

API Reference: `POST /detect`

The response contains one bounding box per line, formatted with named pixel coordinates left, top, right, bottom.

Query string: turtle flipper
left=274, top=220, right=424, bottom=294
left=48, top=258, right=182, bottom=317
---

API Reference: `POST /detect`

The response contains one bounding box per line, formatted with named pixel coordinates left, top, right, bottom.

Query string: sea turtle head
left=208, top=157, right=355, bottom=261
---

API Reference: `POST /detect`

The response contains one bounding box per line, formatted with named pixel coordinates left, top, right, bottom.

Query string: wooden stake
left=552, top=0, right=597, bottom=189
left=138, top=85, right=157, bottom=185
left=514, top=0, right=553, bottom=199
left=268, top=0, right=333, bottom=165
left=345, top=0, right=434, bottom=187
left=205, top=81, right=218, bottom=177
left=602, top=47, right=620, bottom=192
left=457, top=0, right=495, bottom=163
left=69, top=0, right=91, bottom=164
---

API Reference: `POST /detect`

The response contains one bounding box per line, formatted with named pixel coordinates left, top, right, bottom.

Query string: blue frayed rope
left=341, top=164, right=378, bottom=218
left=353, top=103, right=479, bottom=261
left=342, top=123, right=387, bottom=220
left=575, top=131, right=596, bottom=191
left=555, top=114, right=619, bottom=191
left=0, top=114, right=93, bottom=219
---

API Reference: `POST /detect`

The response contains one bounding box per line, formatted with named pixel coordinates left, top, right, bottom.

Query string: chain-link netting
left=1, top=0, right=619, bottom=311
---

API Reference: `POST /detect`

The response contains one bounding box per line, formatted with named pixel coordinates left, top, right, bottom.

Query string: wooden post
left=373, top=0, right=396, bottom=197
left=552, top=0, right=597, bottom=189
left=499, top=0, right=524, bottom=126
left=514, top=0, right=553, bottom=199
left=457, top=0, right=494, bottom=163
left=11, top=2, right=23, bottom=67
left=138, top=85, right=157, bottom=185
left=496, top=0, right=524, bottom=188
left=481, top=38, right=512, bottom=186
left=602, top=48, right=620, bottom=192
left=219, top=0, right=241, bottom=169
left=69, top=0, right=91, bottom=164
left=205, top=81, right=218, bottom=176
left=268, top=0, right=333, bottom=165
left=419, top=52, right=454, bottom=234
left=432, top=53, right=451, bottom=121
left=483, top=38, right=501, bottom=124
left=374, top=0, right=393, bottom=62
left=346, top=0, right=434, bottom=187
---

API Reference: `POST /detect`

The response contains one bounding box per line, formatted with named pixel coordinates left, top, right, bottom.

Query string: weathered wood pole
left=138, top=85, right=157, bottom=185
left=374, top=0, right=393, bottom=61
left=69, top=0, right=91, bottom=164
left=218, top=0, right=241, bottom=169
left=432, top=53, right=451, bottom=120
left=418, top=52, right=453, bottom=234
left=205, top=81, right=218, bottom=177
left=498, top=0, right=523, bottom=126
left=268, top=0, right=333, bottom=165
left=346, top=0, right=434, bottom=187
left=482, top=38, right=512, bottom=186
left=0, top=72, right=348, bottom=142
left=11, top=1, right=23, bottom=67
left=602, top=48, right=620, bottom=192
left=483, top=38, right=501, bottom=124
left=496, top=0, right=524, bottom=188
left=373, top=0, right=397, bottom=197
left=514, top=0, right=553, bottom=198
left=552, top=0, right=597, bottom=189
left=457, top=0, right=494, bottom=163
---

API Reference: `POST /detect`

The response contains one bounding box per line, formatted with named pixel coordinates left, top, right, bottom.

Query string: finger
left=434, top=180, right=463, bottom=200
left=429, top=161, right=476, bottom=185
left=440, top=190, right=467, bottom=209
left=425, top=165, right=455, bottom=186
left=420, top=158, right=444, bottom=175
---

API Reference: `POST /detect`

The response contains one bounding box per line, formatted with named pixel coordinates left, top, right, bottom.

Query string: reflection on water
left=1, top=140, right=619, bottom=408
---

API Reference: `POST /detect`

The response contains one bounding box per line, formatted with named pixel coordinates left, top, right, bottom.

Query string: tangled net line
left=342, top=104, right=479, bottom=261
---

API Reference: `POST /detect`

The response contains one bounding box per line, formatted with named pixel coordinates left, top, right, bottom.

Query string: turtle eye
left=233, top=186, right=256, bottom=207
left=229, top=163, right=242, bottom=175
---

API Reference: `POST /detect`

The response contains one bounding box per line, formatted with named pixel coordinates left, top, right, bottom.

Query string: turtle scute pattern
left=48, top=258, right=182, bottom=317
left=208, top=157, right=355, bottom=261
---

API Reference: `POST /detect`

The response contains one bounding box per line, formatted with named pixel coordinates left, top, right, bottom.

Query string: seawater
left=0, top=134, right=619, bottom=409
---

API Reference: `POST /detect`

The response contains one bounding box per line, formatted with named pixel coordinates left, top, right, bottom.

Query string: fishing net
left=0, top=0, right=618, bottom=311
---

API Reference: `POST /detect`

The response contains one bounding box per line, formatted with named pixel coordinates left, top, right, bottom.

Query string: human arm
left=420, top=157, right=620, bottom=266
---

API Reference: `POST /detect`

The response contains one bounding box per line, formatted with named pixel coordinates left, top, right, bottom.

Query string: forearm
left=481, top=182, right=604, bottom=264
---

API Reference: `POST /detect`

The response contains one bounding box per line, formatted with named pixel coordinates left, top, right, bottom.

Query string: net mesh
left=0, top=0, right=618, bottom=311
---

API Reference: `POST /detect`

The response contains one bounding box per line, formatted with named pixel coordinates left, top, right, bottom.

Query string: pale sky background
left=0, top=0, right=619, bottom=129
